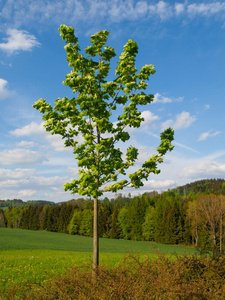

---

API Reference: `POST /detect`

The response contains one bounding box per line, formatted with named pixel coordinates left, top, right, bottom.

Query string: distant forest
left=1, top=179, right=225, bottom=254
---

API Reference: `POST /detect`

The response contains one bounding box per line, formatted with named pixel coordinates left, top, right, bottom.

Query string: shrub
left=4, top=254, right=225, bottom=300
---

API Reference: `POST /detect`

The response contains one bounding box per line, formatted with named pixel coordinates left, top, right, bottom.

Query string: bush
left=4, top=254, right=225, bottom=299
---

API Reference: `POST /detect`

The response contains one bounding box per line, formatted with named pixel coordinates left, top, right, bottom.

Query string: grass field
left=0, top=228, right=197, bottom=294
left=0, top=227, right=196, bottom=254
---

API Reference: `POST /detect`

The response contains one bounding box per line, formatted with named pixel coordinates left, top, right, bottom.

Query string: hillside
left=172, top=178, right=225, bottom=196
left=0, top=199, right=56, bottom=209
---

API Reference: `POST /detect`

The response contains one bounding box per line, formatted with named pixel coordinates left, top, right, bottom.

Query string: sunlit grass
left=0, top=227, right=197, bottom=295
left=0, top=249, right=146, bottom=291
left=0, top=227, right=196, bottom=255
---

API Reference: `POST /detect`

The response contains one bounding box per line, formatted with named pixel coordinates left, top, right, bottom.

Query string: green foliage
left=4, top=206, right=22, bottom=229
left=142, top=206, right=156, bottom=241
left=108, top=203, right=120, bottom=239
left=117, top=207, right=131, bottom=239
left=0, top=199, right=23, bottom=208
left=0, top=208, right=6, bottom=227
left=79, top=209, right=93, bottom=236
left=33, top=25, right=174, bottom=198
left=127, top=197, right=147, bottom=240
left=67, top=209, right=82, bottom=235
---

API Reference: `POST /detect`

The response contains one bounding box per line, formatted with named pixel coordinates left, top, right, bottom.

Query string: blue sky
left=0, top=0, right=225, bottom=202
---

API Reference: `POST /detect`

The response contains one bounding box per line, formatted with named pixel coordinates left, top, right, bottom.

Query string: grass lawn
left=0, top=227, right=196, bottom=254
left=0, top=228, right=197, bottom=293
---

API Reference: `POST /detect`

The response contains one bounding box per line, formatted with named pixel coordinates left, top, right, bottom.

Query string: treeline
left=1, top=189, right=225, bottom=254
left=0, top=199, right=55, bottom=208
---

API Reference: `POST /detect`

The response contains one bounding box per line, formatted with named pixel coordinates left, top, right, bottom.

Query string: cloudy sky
left=0, top=0, right=225, bottom=202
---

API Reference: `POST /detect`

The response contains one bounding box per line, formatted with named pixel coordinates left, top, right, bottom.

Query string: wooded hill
left=1, top=178, right=225, bottom=254
left=172, top=178, right=225, bottom=196
left=0, top=199, right=55, bottom=209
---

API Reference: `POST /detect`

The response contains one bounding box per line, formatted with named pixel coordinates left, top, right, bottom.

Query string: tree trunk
left=194, top=206, right=198, bottom=248
left=195, top=224, right=198, bottom=248
left=92, top=125, right=100, bottom=281
left=92, top=196, right=99, bottom=281
left=212, top=228, right=217, bottom=256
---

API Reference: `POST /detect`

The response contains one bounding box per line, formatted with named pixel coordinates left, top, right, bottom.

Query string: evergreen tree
left=109, top=203, right=120, bottom=239
left=98, top=204, right=111, bottom=238
left=68, top=209, right=82, bottom=235
left=80, top=209, right=93, bottom=236
left=0, top=209, right=6, bottom=227
left=142, top=206, right=156, bottom=241
left=118, top=207, right=131, bottom=239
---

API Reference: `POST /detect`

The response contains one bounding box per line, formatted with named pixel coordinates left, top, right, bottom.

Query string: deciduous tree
left=34, top=25, right=174, bottom=275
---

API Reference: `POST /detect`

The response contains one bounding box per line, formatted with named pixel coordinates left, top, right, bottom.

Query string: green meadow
left=0, top=228, right=196, bottom=293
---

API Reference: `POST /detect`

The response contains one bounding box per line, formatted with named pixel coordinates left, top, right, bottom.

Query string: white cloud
left=18, top=189, right=37, bottom=197
left=10, top=122, right=70, bottom=152
left=198, top=130, right=221, bottom=141
left=125, top=110, right=159, bottom=135
left=175, top=3, right=185, bottom=15
left=136, top=1, right=149, bottom=16
left=67, top=167, right=79, bottom=175
left=0, top=169, right=71, bottom=201
left=0, top=168, right=36, bottom=180
left=154, top=93, right=172, bottom=104
left=149, top=1, right=173, bottom=20
left=153, top=93, right=183, bottom=104
left=0, top=179, right=28, bottom=189
left=45, top=134, right=70, bottom=152
left=1, top=1, right=225, bottom=30
left=187, top=2, right=225, bottom=17
left=144, top=179, right=176, bottom=189
left=30, top=175, right=68, bottom=187
left=0, top=149, right=47, bottom=165
left=16, top=141, right=36, bottom=148
left=141, top=110, right=159, bottom=124
left=204, top=104, right=210, bottom=110
left=173, top=111, right=196, bottom=130
left=162, top=111, right=196, bottom=130
left=0, top=29, right=40, bottom=55
left=0, top=78, right=13, bottom=100
left=10, top=122, right=45, bottom=137
left=180, top=159, right=225, bottom=178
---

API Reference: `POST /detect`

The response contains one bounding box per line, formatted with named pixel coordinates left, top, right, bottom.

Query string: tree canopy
left=33, top=25, right=174, bottom=198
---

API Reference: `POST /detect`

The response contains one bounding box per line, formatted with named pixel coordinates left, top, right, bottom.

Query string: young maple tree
left=33, top=25, right=174, bottom=272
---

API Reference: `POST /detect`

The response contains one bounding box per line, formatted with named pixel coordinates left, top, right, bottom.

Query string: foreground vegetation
left=2, top=254, right=225, bottom=299
left=1, top=179, right=225, bottom=298
left=0, top=228, right=197, bottom=296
